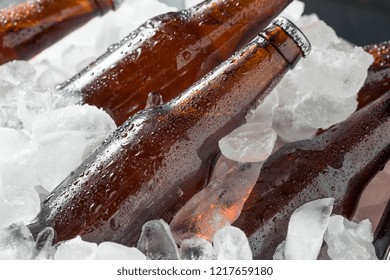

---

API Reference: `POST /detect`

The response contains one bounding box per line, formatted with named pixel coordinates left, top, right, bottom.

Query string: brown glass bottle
left=357, top=41, right=390, bottom=109
left=27, top=17, right=309, bottom=246
left=59, top=0, right=293, bottom=125
left=233, top=92, right=390, bottom=259
left=0, top=0, right=121, bottom=65
left=373, top=199, right=390, bottom=260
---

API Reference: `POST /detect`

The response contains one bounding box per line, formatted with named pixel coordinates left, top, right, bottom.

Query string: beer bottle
left=233, top=92, right=390, bottom=259
left=27, top=17, right=310, bottom=246
left=0, top=0, right=122, bottom=65
left=373, top=199, right=390, bottom=260
left=59, top=0, right=294, bottom=125
left=358, top=41, right=390, bottom=109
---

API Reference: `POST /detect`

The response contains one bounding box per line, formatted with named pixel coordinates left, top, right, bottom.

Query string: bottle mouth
left=271, top=17, right=311, bottom=57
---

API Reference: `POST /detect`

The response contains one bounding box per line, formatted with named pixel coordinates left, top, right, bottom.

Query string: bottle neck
left=188, top=0, right=293, bottom=58
left=190, top=0, right=293, bottom=26
left=171, top=24, right=303, bottom=117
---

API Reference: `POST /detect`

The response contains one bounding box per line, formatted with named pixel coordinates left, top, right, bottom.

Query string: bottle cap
left=272, top=17, right=311, bottom=57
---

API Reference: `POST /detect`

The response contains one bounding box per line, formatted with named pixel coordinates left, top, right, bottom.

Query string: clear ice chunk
left=158, top=0, right=185, bottom=9
left=96, top=242, right=146, bottom=260
left=61, top=45, right=97, bottom=74
left=0, top=128, right=30, bottom=161
left=271, top=20, right=374, bottom=142
left=0, top=223, right=35, bottom=260
left=138, top=220, right=180, bottom=260
left=33, top=227, right=56, bottom=260
left=324, top=215, right=378, bottom=260
left=0, top=184, right=40, bottom=229
left=31, top=104, right=116, bottom=158
left=283, top=198, right=334, bottom=260
left=279, top=0, right=305, bottom=21
left=213, top=226, right=252, bottom=260
left=0, top=61, right=38, bottom=129
left=219, top=123, right=277, bottom=162
left=34, top=60, right=68, bottom=90
left=0, top=61, right=36, bottom=86
left=220, top=78, right=279, bottom=163
left=54, top=236, right=98, bottom=260
left=31, top=131, right=87, bottom=191
left=170, top=162, right=261, bottom=243
left=180, top=237, right=214, bottom=260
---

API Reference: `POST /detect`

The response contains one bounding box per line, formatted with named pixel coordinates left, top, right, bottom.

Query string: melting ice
left=324, top=215, right=378, bottom=260
left=274, top=198, right=334, bottom=260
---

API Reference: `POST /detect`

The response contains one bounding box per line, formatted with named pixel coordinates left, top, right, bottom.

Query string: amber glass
left=374, top=199, right=390, bottom=260
left=0, top=0, right=117, bottom=65
left=233, top=92, right=390, bottom=259
left=27, top=22, right=305, bottom=246
left=357, top=41, right=390, bottom=109
left=59, top=0, right=293, bottom=125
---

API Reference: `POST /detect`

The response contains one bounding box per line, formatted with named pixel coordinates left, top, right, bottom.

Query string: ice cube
left=54, top=236, right=98, bottom=260
left=33, top=227, right=56, bottom=260
left=247, top=90, right=279, bottom=125
left=32, top=105, right=116, bottom=158
left=0, top=128, right=30, bottom=161
left=219, top=123, right=277, bottom=162
left=272, top=105, right=318, bottom=142
left=0, top=61, right=36, bottom=86
left=0, top=61, right=38, bottom=129
left=61, top=45, right=97, bottom=74
left=0, top=173, right=3, bottom=196
left=0, top=223, right=35, bottom=260
left=271, top=20, right=374, bottom=142
left=16, top=89, right=82, bottom=131
left=279, top=0, right=305, bottom=21
left=158, top=0, right=185, bottom=9
left=213, top=226, right=252, bottom=260
left=294, top=95, right=358, bottom=130
left=324, top=215, right=378, bottom=260
left=138, top=220, right=180, bottom=260
left=296, top=14, right=320, bottom=28
left=171, top=162, right=261, bottom=243
left=0, top=184, right=41, bottom=229
left=283, top=198, right=334, bottom=260
left=96, top=242, right=146, bottom=260
left=31, top=131, right=87, bottom=191
left=36, top=64, right=68, bottom=90
left=180, top=237, right=214, bottom=260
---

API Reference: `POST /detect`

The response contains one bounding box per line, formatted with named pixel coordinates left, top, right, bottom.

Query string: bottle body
left=28, top=19, right=307, bottom=246
left=0, top=0, right=118, bottom=65
left=374, top=199, right=390, bottom=260
left=233, top=92, right=390, bottom=259
left=59, top=0, right=293, bottom=125
left=357, top=41, right=390, bottom=109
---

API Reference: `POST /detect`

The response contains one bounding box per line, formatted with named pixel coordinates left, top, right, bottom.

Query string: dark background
left=303, top=0, right=390, bottom=45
